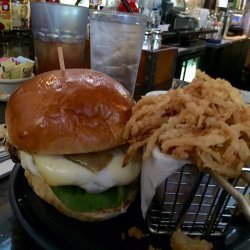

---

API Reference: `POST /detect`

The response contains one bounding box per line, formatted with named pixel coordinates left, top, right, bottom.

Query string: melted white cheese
left=19, top=149, right=141, bottom=193
left=20, top=151, right=41, bottom=177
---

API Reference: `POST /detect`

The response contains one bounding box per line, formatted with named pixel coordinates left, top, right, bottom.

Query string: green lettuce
left=51, top=184, right=135, bottom=212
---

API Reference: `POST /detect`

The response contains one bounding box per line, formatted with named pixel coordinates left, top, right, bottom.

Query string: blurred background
left=0, top=0, right=250, bottom=92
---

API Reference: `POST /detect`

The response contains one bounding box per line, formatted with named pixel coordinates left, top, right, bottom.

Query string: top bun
left=5, top=69, right=134, bottom=154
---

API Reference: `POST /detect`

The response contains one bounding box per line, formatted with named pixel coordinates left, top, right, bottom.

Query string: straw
left=57, top=47, right=65, bottom=71
left=121, top=0, right=134, bottom=13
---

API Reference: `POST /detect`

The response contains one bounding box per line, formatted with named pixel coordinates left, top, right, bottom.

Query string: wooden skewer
left=57, top=47, right=65, bottom=71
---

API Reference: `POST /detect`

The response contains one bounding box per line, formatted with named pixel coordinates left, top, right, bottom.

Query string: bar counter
left=199, top=36, right=249, bottom=89
left=205, top=36, right=249, bottom=49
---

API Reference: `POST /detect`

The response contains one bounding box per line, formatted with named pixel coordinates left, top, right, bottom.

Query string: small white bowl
left=0, top=73, right=35, bottom=95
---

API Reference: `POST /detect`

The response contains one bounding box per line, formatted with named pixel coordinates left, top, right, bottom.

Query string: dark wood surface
left=199, top=38, right=249, bottom=89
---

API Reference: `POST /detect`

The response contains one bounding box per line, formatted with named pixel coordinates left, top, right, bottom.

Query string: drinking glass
left=89, top=10, right=147, bottom=95
left=30, top=2, right=89, bottom=73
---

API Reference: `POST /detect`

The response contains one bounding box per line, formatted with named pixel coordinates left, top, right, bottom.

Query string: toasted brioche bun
left=25, top=170, right=138, bottom=221
left=5, top=69, right=134, bottom=154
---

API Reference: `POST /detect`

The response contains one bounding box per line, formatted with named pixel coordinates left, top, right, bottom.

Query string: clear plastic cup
left=89, top=10, right=147, bottom=95
left=30, top=2, right=89, bottom=73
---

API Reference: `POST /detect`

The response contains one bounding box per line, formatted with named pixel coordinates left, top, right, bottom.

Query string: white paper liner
left=141, top=146, right=189, bottom=218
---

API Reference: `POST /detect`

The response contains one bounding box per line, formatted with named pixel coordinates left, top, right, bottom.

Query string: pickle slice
left=65, top=150, right=113, bottom=173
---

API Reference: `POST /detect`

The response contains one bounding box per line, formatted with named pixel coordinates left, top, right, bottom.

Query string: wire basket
left=146, top=164, right=250, bottom=237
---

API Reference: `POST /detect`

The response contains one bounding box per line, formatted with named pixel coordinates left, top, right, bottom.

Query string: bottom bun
left=25, top=170, right=138, bottom=222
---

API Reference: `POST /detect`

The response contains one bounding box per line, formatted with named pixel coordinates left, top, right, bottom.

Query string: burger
left=5, top=69, right=141, bottom=221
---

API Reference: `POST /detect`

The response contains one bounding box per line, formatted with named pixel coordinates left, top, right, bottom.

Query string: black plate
left=8, top=164, right=152, bottom=250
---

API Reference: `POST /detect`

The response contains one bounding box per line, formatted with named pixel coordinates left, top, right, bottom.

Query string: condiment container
left=142, top=30, right=153, bottom=50
left=152, top=29, right=162, bottom=50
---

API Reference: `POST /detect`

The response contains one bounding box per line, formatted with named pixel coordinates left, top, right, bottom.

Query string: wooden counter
left=135, top=46, right=177, bottom=99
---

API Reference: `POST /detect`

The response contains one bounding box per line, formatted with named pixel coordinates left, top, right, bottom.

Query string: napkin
left=141, top=146, right=189, bottom=219
left=139, top=90, right=189, bottom=218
